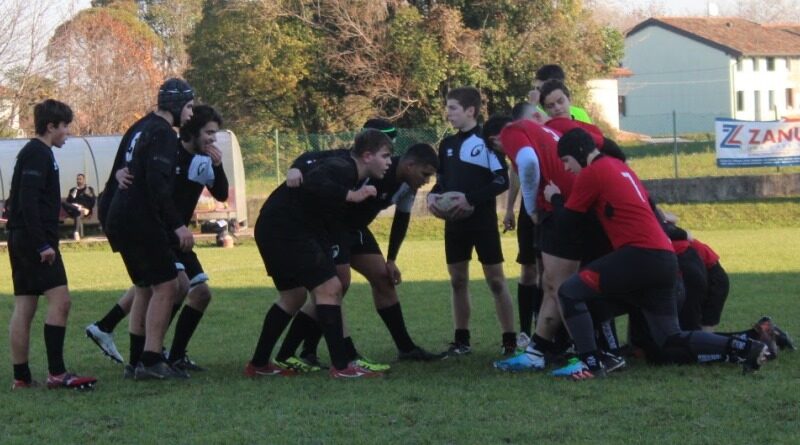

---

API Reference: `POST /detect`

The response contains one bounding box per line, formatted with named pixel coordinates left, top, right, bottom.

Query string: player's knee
left=557, top=275, right=595, bottom=319
left=449, top=272, right=469, bottom=291
left=189, top=284, right=212, bottom=307
left=486, top=276, right=507, bottom=296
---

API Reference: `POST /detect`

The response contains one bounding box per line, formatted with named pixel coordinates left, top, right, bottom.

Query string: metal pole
left=673, top=110, right=679, bottom=178
left=274, top=129, right=281, bottom=182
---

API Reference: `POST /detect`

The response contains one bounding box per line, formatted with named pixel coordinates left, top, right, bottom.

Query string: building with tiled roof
left=620, top=17, right=800, bottom=136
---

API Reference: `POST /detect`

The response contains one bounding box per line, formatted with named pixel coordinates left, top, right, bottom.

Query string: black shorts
left=116, top=237, right=178, bottom=287
left=174, top=249, right=208, bottom=287
left=702, top=262, right=729, bottom=326
left=255, top=219, right=337, bottom=291
left=8, top=230, right=68, bottom=296
left=539, top=211, right=581, bottom=261
left=582, top=246, right=678, bottom=315
left=333, top=228, right=382, bottom=266
left=516, top=200, right=540, bottom=265
left=445, top=228, right=503, bottom=265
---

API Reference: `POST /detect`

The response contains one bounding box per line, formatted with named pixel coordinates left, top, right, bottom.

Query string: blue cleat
left=493, top=348, right=545, bottom=372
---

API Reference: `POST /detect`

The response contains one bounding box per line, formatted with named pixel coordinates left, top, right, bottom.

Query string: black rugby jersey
left=431, top=125, right=508, bottom=231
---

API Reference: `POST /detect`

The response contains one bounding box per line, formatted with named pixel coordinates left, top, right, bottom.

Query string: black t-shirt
left=260, top=155, right=359, bottom=241
left=291, top=150, right=414, bottom=229
left=432, top=126, right=509, bottom=231
left=105, top=113, right=182, bottom=242
left=173, top=145, right=229, bottom=225
left=6, top=138, right=61, bottom=250
left=66, top=186, right=96, bottom=213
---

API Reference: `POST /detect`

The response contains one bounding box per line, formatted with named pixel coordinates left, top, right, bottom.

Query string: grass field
left=0, top=219, right=798, bottom=444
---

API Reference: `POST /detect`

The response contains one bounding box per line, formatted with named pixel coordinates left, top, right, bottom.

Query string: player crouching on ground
left=543, top=128, right=769, bottom=380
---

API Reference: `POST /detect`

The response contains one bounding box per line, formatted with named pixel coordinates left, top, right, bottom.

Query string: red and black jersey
left=499, top=120, right=570, bottom=212
left=545, top=117, right=604, bottom=149
left=690, top=239, right=720, bottom=269
left=565, top=156, right=673, bottom=251
left=671, top=239, right=691, bottom=255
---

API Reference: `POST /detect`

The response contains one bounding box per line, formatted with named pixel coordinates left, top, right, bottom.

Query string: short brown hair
left=446, top=87, right=482, bottom=117
left=352, top=128, right=394, bottom=156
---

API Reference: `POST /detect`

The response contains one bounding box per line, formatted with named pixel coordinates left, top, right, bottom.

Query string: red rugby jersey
left=545, top=117, right=605, bottom=149
left=565, top=156, right=673, bottom=251
left=499, top=120, right=571, bottom=212
left=690, top=239, right=720, bottom=268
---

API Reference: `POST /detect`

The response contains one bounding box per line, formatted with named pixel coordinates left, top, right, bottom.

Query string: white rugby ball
left=433, top=191, right=473, bottom=220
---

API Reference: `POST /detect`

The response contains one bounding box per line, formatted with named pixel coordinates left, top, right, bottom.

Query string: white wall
left=587, top=78, right=620, bottom=129
left=732, top=56, right=800, bottom=120
left=621, top=26, right=733, bottom=136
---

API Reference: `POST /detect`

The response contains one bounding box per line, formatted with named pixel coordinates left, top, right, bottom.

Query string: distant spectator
left=62, top=173, right=96, bottom=240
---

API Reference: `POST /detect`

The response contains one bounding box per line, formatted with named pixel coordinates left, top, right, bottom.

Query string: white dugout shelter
left=0, top=130, right=248, bottom=227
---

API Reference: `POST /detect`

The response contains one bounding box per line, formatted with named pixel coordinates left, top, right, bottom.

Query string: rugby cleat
left=171, top=355, right=206, bottom=372
left=12, top=379, right=39, bottom=390
left=329, top=361, right=384, bottom=379
left=85, top=323, right=124, bottom=364
left=599, top=351, right=627, bottom=374
left=134, top=361, right=189, bottom=381
left=493, top=348, right=546, bottom=372
left=516, top=332, right=531, bottom=353
left=299, top=353, right=329, bottom=370
left=552, top=358, right=605, bottom=381
left=773, top=324, right=796, bottom=351
left=274, top=356, right=322, bottom=373
left=243, top=362, right=296, bottom=377
left=47, top=372, right=97, bottom=390
left=740, top=340, right=769, bottom=374
left=397, top=346, right=444, bottom=362
left=123, top=364, right=136, bottom=380
left=441, top=342, right=471, bottom=358
left=354, top=355, right=390, bottom=372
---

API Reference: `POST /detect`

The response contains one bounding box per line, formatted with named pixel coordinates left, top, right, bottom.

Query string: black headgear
left=158, top=78, right=194, bottom=126
left=363, top=118, right=397, bottom=142
left=557, top=128, right=596, bottom=167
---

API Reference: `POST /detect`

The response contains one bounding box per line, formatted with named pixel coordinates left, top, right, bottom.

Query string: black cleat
left=741, top=340, right=769, bottom=374
left=134, top=361, right=189, bottom=381
left=171, top=355, right=207, bottom=372
left=599, top=350, right=627, bottom=374
left=441, top=342, right=471, bottom=359
left=398, top=346, right=445, bottom=361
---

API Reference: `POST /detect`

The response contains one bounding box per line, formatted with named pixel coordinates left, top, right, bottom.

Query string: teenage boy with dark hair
left=62, top=173, right=96, bottom=240
left=529, top=64, right=592, bottom=124
left=426, top=87, right=516, bottom=357
left=543, top=128, right=768, bottom=379
left=7, top=99, right=97, bottom=390
left=246, top=129, right=393, bottom=379
left=104, top=78, right=195, bottom=380
left=275, top=142, right=442, bottom=372
left=86, top=105, right=227, bottom=375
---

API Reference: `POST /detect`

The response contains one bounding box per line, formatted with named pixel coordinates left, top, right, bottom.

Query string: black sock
left=96, top=304, right=127, bottom=333
left=316, top=304, right=348, bottom=370
left=140, top=350, right=162, bottom=367
left=343, top=337, right=359, bottom=362
left=129, top=334, right=145, bottom=365
left=169, top=303, right=182, bottom=326
left=44, top=324, right=66, bottom=375
left=250, top=304, right=293, bottom=367
left=579, top=351, right=602, bottom=371
left=518, top=284, right=536, bottom=336
left=300, top=318, right=324, bottom=358
left=455, top=329, right=470, bottom=346
left=502, top=331, right=517, bottom=348
left=553, top=325, right=573, bottom=354
left=377, top=303, right=416, bottom=353
left=169, top=305, right=204, bottom=362
left=276, top=311, right=317, bottom=362
left=13, top=362, right=32, bottom=383
left=531, top=333, right=557, bottom=354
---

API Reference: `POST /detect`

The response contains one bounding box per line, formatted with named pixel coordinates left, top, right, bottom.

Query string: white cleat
left=85, top=324, right=124, bottom=364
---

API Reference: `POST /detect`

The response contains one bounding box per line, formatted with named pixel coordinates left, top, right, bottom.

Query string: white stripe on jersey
left=458, top=134, right=503, bottom=171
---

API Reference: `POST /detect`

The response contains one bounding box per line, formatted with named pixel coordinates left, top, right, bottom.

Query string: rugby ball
left=433, top=191, right=474, bottom=220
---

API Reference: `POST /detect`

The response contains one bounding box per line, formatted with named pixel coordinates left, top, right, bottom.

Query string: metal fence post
left=274, top=129, right=280, bottom=182
left=673, top=110, right=679, bottom=179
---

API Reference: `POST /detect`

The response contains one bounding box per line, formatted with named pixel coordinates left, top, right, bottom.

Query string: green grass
left=623, top=141, right=800, bottom=179
left=0, top=225, right=799, bottom=444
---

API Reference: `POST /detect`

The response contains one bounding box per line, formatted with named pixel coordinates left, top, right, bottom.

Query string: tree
left=48, top=2, right=165, bottom=134
left=141, top=0, right=204, bottom=75
left=726, top=0, right=800, bottom=23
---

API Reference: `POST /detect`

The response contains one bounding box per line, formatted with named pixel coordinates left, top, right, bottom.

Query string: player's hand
left=543, top=181, right=560, bottom=203
left=40, top=247, right=56, bottom=265
left=174, top=225, right=195, bottom=252
left=386, top=260, right=402, bottom=285
left=449, top=194, right=474, bottom=220
left=205, top=143, right=223, bottom=166
left=503, top=210, right=516, bottom=233
left=115, top=167, right=133, bottom=190
left=286, top=168, right=303, bottom=188
left=346, top=185, right=377, bottom=203
left=426, top=193, right=446, bottom=219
